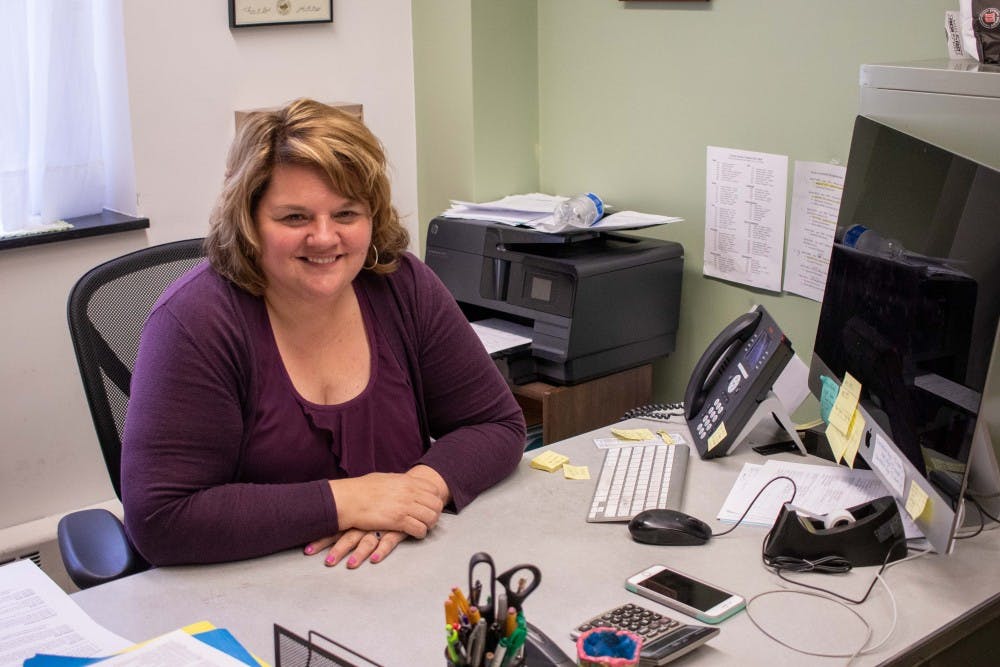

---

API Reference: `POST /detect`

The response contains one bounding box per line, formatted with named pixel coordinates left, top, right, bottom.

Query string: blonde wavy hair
left=205, top=98, right=409, bottom=295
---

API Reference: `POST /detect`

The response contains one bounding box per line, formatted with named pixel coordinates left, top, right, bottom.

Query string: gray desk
left=72, top=418, right=1000, bottom=665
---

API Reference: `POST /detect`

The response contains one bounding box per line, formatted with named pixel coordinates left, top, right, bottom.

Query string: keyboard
left=587, top=444, right=689, bottom=522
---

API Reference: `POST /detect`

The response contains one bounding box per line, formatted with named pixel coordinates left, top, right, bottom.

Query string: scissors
left=468, top=552, right=541, bottom=623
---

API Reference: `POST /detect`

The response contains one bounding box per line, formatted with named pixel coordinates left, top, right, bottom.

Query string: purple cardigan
left=121, top=253, right=525, bottom=565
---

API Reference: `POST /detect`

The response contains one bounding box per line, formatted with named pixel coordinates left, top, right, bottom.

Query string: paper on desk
left=98, top=629, right=248, bottom=666
left=0, top=560, right=131, bottom=667
left=469, top=318, right=533, bottom=356
left=717, top=459, right=922, bottom=539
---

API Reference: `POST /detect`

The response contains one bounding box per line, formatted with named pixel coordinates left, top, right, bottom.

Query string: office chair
left=59, top=238, right=206, bottom=589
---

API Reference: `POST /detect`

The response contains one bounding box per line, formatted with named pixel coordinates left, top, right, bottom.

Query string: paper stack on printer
left=440, top=193, right=682, bottom=234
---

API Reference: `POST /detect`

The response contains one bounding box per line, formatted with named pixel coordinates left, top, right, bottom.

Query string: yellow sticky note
left=530, top=450, right=570, bottom=472
left=843, top=410, right=865, bottom=468
left=657, top=430, right=674, bottom=445
left=611, top=427, right=656, bottom=441
left=707, top=422, right=727, bottom=451
left=906, top=480, right=931, bottom=521
left=826, top=422, right=848, bottom=464
left=563, top=464, right=591, bottom=480
left=829, top=373, right=862, bottom=434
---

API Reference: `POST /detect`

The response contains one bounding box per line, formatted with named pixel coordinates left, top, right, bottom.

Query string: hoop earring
left=363, top=244, right=379, bottom=270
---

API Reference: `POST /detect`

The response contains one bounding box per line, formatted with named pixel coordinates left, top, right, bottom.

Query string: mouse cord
left=711, top=475, right=797, bottom=538
left=747, top=544, right=932, bottom=662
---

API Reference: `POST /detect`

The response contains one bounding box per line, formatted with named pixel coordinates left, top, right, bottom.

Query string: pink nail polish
left=304, top=545, right=314, bottom=555
left=325, top=555, right=336, bottom=566
left=347, top=557, right=357, bottom=567
left=370, top=553, right=381, bottom=563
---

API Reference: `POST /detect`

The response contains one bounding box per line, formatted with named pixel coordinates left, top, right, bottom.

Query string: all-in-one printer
left=424, top=216, right=684, bottom=385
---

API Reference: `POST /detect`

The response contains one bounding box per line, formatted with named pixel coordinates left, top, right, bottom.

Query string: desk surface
left=73, top=418, right=1000, bottom=665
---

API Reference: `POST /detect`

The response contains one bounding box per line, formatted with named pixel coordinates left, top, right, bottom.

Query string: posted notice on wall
left=704, top=146, right=788, bottom=292
left=782, top=161, right=847, bottom=301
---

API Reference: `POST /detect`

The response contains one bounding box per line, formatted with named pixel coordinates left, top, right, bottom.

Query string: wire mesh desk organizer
left=446, top=551, right=542, bottom=667
left=274, top=625, right=382, bottom=667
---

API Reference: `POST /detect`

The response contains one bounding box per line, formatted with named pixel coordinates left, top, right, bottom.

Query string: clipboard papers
left=469, top=318, right=533, bottom=357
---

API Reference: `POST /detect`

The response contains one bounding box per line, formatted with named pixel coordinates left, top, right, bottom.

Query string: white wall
left=0, top=0, right=418, bottom=530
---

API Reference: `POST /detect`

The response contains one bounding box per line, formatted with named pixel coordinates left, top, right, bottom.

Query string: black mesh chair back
left=67, top=238, right=206, bottom=499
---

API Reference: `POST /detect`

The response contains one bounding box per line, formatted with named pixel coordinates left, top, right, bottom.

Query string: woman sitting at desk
left=121, top=99, right=525, bottom=569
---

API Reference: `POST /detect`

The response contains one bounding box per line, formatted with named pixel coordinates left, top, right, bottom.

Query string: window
left=0, top=0, right=135, bottom=237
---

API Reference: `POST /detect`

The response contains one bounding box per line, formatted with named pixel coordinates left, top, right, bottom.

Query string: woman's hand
left=328, top=470, right=447, bottom=538
left=304, top=529, right=406, bottom=568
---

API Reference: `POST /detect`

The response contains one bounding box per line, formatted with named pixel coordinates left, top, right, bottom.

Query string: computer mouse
left=628, top=509, right=712, bottom=546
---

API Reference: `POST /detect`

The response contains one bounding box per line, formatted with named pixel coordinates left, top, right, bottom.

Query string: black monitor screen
left=812, top=116, right=1000, bottom=549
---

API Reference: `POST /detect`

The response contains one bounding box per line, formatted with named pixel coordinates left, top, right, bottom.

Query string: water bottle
left=837, top=224, right=904, bottom=259
left=552, top=193, right=604, bottom=228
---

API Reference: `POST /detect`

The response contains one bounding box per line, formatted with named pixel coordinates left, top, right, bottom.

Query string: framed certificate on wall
left=229, top=0, right=333, bottom=28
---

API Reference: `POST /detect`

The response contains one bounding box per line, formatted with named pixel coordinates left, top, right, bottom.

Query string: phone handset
left=683, top=309, right=762, bottom=421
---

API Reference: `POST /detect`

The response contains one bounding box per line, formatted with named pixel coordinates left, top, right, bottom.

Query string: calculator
left=570, top=603, right=719, bottom=666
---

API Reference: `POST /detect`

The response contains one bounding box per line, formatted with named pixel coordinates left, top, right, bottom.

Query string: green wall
left=414, top=0, right=954, bottom=410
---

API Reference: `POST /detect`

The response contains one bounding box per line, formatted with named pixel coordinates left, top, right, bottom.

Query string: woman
left=121, top=99, right=526, bottom=569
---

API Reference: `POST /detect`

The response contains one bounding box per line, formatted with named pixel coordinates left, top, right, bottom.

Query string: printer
left=424, top=216, right=684, bottom=385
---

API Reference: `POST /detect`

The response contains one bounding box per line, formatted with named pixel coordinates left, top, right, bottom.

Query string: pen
left=446, top=625, right=462, bottom=664
left=494, top=591, right=507, bottom=625
left=468, top=618, right=487, bottom=667
left=489, top=637, right=508, bottom=667
left=503, top=627, right=527, bottom=667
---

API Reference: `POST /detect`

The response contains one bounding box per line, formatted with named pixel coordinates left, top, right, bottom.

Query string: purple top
left=121, top=253, right=525, bottom=565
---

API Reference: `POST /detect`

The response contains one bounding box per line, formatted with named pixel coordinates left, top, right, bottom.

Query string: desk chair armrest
left=57, top=508, right=149, bottom=589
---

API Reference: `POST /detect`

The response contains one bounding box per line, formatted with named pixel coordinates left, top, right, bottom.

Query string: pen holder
left=445, top=619, right=527, bottom=667
left=576, top=627, right=643, bottom=666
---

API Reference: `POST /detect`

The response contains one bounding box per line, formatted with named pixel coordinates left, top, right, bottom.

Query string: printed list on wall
left=704, top=146, right=788, bottom=292
left=783, top=161, right=847, bottom=301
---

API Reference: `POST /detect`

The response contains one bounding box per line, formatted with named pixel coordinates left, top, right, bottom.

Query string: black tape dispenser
left=763, top=496, right=908, bottom=567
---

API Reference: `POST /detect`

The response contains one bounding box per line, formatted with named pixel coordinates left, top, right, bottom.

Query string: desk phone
left=684, top=305, right=796, bottom=459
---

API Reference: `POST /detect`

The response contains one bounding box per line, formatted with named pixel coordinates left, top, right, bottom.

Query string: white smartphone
left=625, top=565, right=745, bottom=624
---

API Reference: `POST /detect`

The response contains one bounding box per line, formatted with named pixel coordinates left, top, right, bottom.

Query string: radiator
left=0, top=499, right=122, bottom=593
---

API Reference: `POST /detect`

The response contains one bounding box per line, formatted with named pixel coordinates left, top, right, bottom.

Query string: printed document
left=704, top=146, right=788, bottom=292
left=0, top=560, right=131, bottom=667
left=717, top=459, right=922, bottom=539
left=783, top=161, right=846, bottom=301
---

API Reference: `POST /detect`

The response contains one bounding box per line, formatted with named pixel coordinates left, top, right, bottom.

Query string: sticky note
left=707, top=422, right=727, bottom=451
left=819, top=375, right=839, bottom=423
left=905, top=480, right=931, bottom=521
left=530, top=450, right=570, bottom=472
left=611, top=427, right=656, bottom=441
left=826, top=422, right=848, bottom=464
left=563, top=464, right=590, bottom=480
left=843, top=410, right=865, bottom=468
left=829, top=373, right=862, bottom=434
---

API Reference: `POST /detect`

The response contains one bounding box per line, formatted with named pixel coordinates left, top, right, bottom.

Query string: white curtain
left=0, top=0, right=129, bottom=232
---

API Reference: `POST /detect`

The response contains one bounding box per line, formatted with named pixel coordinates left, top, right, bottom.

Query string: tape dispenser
left=763, top=496, right=908, bottom=567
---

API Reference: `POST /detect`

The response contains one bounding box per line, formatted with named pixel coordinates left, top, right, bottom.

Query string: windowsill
left=0, top=210, right=149, bottom=251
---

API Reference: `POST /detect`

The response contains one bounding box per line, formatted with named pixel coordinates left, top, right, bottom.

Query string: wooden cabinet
left=510, top=364, right=653, bottom=446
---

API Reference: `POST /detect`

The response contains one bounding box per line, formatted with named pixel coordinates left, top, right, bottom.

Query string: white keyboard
left=587, top=444, right=689, bottom=522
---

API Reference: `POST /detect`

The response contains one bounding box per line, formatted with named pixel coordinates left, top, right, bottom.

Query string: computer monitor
left=808, top=115, right=1000, bottom=554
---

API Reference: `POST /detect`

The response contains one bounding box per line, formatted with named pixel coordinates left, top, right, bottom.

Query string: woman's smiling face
left=255, top=162, right=372, bottom=304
